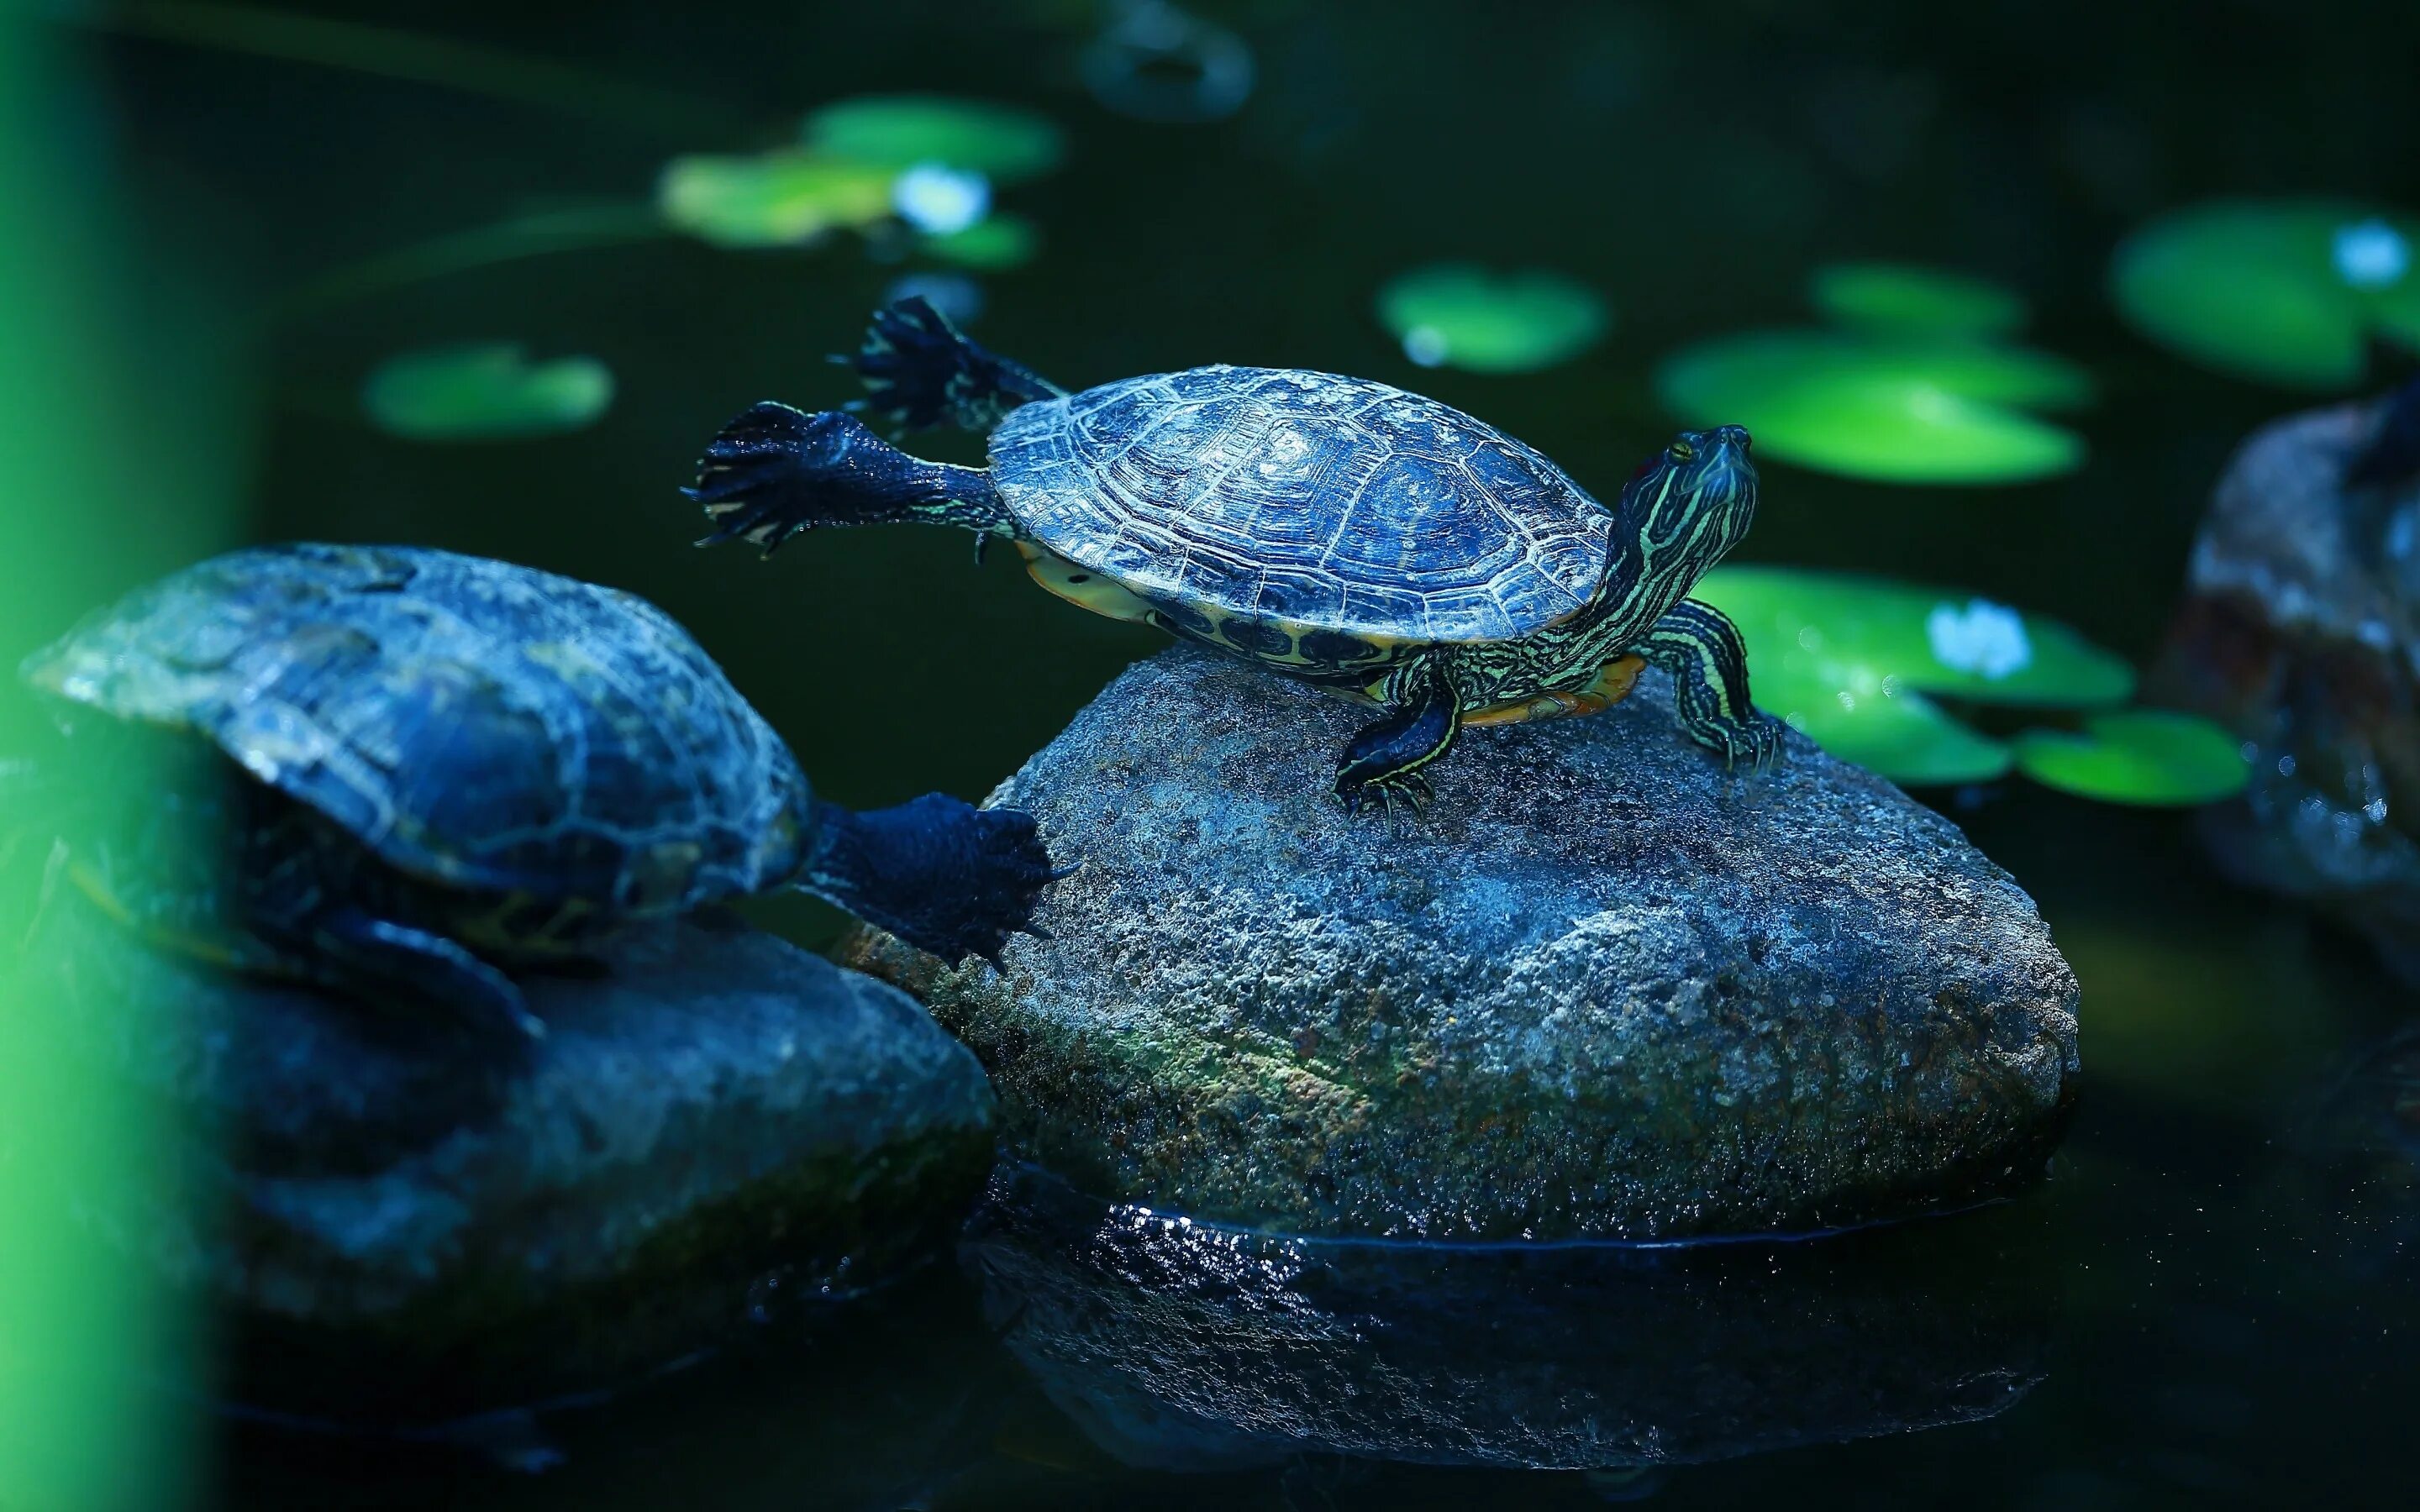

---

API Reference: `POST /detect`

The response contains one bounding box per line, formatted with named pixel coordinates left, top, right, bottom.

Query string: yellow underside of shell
left=1017, top=543, right=1643, bottom=728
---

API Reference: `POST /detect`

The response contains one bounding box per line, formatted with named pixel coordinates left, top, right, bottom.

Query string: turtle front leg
left=1334, top=654, right=1464, bottom=814
left=1637, top=598, right=1784, bottom=772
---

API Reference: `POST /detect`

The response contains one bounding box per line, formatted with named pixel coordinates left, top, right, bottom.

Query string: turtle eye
left=1666, top=438, right=1697, bottom=465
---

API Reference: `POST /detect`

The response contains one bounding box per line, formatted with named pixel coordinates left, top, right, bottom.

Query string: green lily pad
left=1698, top=566, right=2135, bottom=708
left=1753, top=658, right=2014, bottom=785
left=1655, top=331, right=2093, bottom=484
left=1810, top=263, right=2028, bottom=338
left=804, top=95, right=1065, bottom=185
left=361, top=344, right=613, bottom=440
left=657, top=150, right=895, bottom=248
left=921, top=213, right=1039, bottom=270
left=2012, top=711, right=2250, bottom=806
left=1375, top=264, right=1608, bottom=374
left=2110, top=199, right=2420, bottom=387
left=1694, top=565, right=2137, bottom=786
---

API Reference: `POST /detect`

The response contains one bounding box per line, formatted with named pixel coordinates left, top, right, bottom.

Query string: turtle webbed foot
left=802, top=794, right=1064, bottom=967
left=1335, top=766, right=1436, bottom=819
left=1714, top=711, right=1787, bottom=776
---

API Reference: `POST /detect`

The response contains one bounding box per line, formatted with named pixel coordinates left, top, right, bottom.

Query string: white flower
left=2333, top=218, right=2410, bottom=291
left=1926, top=598, right=2031, bottom=680
left=891, top=163, right=991, bottom=236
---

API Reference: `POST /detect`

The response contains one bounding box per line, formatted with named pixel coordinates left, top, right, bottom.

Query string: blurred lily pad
left=361, top=344, right=612, bottom=440
left=1699, top=566, right=2134, bottom=708
left=1752, top=659, right=2014, bottom=785
left=1696, top=565, right=2136, bottom=785
left=2110, top=199, right=2420, bottom=387
left=2012, top=711, right=2250, bottom=806
left=1811, top=263, right=2028, bottom=338
left=1656, top=331, right=2093, bottom=484
left=1376, top=264, right=1608, bottom=374
left=658, top=150, right=894, bottom=248
left=805, top=95, right=1065, bottom=185
left=921, top=213, right=1040, bottom=270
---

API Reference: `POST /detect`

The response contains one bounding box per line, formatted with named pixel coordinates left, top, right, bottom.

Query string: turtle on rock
left=10, top=543, right=1061, bottom=1040
left=687, top=299, right=1783, bottom=811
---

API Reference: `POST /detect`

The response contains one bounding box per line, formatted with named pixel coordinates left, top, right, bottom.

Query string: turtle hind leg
left=1638, top=598, right=1785, bottom=773
left=1334, top=654, right=1463, bottom=814
left=308, top=906, right=547, bottom=1042
left=797, top=794, right=1063, bottom=967
left=687, top=405, right=1013, bottom=554
left=851, top=297, right=1065, bottom=433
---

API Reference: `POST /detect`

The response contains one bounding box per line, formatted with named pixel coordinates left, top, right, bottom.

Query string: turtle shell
left=18, top=543, right=812, bottom=913
left=988, top=366, right=1616, bottom=643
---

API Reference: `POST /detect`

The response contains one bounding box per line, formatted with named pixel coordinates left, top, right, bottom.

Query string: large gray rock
left=10, top=893, right=997, bottom=1422
left=2154, top=393, right=2420, bottom=983
left=964, top=1163, right=2049, bottom=1473
left=851, top=647, right=2079, bottom=1242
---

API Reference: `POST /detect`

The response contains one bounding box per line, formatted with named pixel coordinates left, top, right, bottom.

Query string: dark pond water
left=60, top=0, right=2420, bottom=1504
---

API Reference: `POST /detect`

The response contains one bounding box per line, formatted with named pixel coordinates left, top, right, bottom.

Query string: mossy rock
left=13, top=895, right=996, bottom=1424
left=850, top=648, right=2081, bottom=1242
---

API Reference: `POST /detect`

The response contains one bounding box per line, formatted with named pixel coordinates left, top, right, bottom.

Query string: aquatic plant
left=1657, top=265, right=2093, bottom=485
left=1809, top=262, right=2029, bottom=339
left=1375, top=264, right=1609, bottom=374
left=361, top=344, right=613, bottom=440
left=655, top=150, right=897, bottom=249
left=2012, top=711, right=2252, bottom=806
left=2111, top=199, right=2420, bottom=388
left=803, top=95, right=1065, bottom=184
left=660, top=96, right=1060, bottom=270
left=1697, top=566, right=2245, bottom=803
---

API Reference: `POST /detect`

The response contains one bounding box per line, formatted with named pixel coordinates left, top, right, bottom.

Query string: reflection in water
left=961, top=1164, right=2052, bottom=1476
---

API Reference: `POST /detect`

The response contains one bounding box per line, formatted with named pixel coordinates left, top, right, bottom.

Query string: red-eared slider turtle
left=688, top=299, right=1781, bottom=809
left=13, top=543, right=1060, bottom=1039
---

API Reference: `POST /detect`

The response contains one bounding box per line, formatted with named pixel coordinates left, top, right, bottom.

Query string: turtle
left=9, top=543, right=1062, bottom=1040
left=687, top=298, right=1782, bottom=809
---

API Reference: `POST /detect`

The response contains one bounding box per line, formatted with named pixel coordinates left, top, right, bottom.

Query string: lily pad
left=1375, top=264, right=1608, bottom=374
left=1752, top=659, right=2014, bottom=785
left=2110, top=199, right=2420, bottom=387
left=1810, top=263, right=2028, bottom=339
left=804, top=95, right=1065, bottom=185
left=1655, top=331, right=2093, bottom=484
left=361, top=344, right=612, bottom=440
left=1700, top=566, right=2135, bottom=708
left=2012, top=711, right=2250, bottom=806
left=921, top=213, right=1039, bottom=270
left=657, top=150, right=894, bottom=248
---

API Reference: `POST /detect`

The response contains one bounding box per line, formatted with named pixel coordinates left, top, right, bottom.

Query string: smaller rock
left=10, top=891, right=997, bottom=1423
left=2154, top=394, right=2420, bottom=981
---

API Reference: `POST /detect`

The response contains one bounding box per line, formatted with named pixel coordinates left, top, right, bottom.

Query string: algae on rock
left=11, top=895, right=997, bottom=1423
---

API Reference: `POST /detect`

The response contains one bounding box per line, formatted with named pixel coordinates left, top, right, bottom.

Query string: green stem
left=269, top=202, right=671, bottom=319
left=72, top=0, right=735, bottom=136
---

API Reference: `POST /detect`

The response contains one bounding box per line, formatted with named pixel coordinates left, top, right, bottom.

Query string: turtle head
left=1618, top=424, right=1759, bottom=591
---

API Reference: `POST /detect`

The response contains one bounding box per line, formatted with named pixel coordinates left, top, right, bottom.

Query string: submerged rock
left=850, top=647, right=2078, bottom=1242
left=2155, top=391, right=2420, bottom=983
left=962, top=1163, right=2049, bottom=1473
left=12, top=892, right=997, bottom=1422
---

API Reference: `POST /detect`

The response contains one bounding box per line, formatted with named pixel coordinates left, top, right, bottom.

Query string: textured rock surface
left=851, top=647, right=2079, bottom=1242
left=2154, top=395, right=2420, bottom=983
left=11, top=895, right=997, bottom=1421
left=962, top=1164, right=2049, bottom=1473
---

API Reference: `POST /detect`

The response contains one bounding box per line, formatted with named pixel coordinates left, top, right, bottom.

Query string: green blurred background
left=8, top=0, right=2420, bottom=1506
